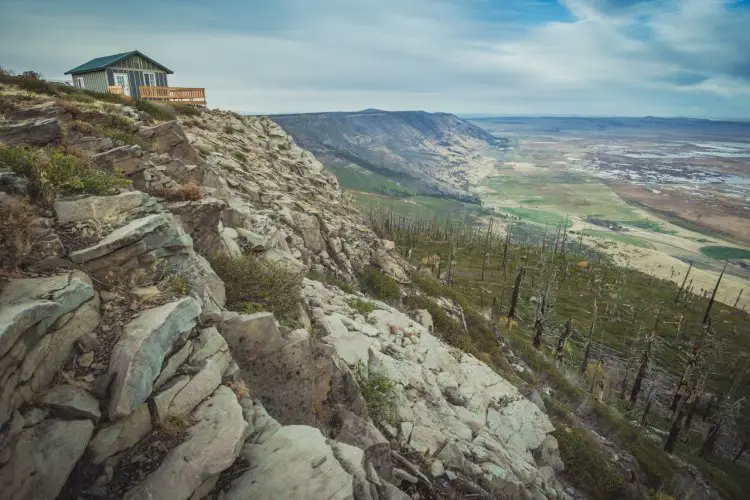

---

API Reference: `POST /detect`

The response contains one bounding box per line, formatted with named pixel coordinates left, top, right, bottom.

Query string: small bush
left=153, top=182, right=204, bottom=202
left=68, top=120, right=94, bottom=134
left=354, top=362, right=398, bottom=425
left=233, top=151, right=247, bottom=163
left=210, top=253, right=303, bottom=322
left=169, top=103, right=201, bottom=116
left=554, top=427, right=630, bottom=500
left=134, top=99, right=176, bottom=121
left=0, top=147, right=130, bottom=203
left=15, top=75, right=59, bottom=95
left=357, top=267, right=400, bottom=301
left=306, top=268, right=357, bottom=294
left=195, top=144, right=213, bottom=157
left=347, top=298, right=376, bottom=316
left=157, top=271, right=190, bottom=295
left=99, top=114, right=143, bottom=146
left=223, top=125, right=236, bottom=135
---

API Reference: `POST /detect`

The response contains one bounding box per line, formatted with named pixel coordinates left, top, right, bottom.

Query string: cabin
left=64, top=50, right=206, bottom=106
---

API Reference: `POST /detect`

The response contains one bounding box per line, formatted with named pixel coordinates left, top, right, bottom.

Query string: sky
left=1, top=0, right=749, bottom=118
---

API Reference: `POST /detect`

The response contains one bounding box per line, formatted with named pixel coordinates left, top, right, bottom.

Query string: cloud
left=0, top=0, right=748, bottom=117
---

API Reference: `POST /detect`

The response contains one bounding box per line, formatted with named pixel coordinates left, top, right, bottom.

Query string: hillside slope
left=0, top=78, right=573, bottom=500
left=272, top=109, right=509, bottom=202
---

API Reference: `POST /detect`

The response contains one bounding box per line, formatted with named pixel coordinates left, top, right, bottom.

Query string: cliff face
left=0, top=81, right=567, bottom=500
left=272, top=109, right=510, bottom=202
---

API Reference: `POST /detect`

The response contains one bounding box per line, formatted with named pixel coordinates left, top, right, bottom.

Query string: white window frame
left=75, top=77, right=85, bottom=89
left=143, top=72, right=157, bottom=87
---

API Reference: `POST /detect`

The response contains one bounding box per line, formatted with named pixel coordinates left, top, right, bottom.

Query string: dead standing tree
left=630, top=310, right=661, bottom=406
left=579, top=298, right=598, bottom=375
left=506, top=264, right=525, bottom=324
left=555, top=318, right=573, bottom=367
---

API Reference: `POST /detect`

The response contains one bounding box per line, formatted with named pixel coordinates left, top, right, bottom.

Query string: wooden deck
left=138, top=86, right=207, bottom=106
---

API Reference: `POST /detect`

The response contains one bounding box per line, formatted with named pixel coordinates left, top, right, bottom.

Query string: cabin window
left=75, top=77, right=84, bottom=89
left=143, top=72, right=157, bottom=87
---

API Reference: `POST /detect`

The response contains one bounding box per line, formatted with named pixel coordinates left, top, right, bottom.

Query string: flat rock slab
left=225, top=425, right=355, bottom=500
left=54, top=191, right=149, bottom=224
left=0, top=418, right=94, bottom=500
left=0, top=117, right=61, bottom=146
left=41, top=384, right=101, bottom=423
left=0, top=271, right=95, bottom=354
left=108, top=297, right=201, bottom=419
left=70, top=213, right=169, bottom=263
left=123, top=386, right=247, bottom=500
left=87, top=405, right=152, bottom=464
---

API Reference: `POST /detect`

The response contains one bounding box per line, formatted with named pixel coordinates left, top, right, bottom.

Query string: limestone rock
left=0, top=418, right=94, bottom=500
left=54, top=191, right=149, bottom=224
left=108, top=297, right=201, bottom=419
left=220, top=312, right=282, bottom=365
left=139, top=121, right=201, bottom=165
left=226, top=425, right=355, bottom=500
left=534, top=435, right=564, bottom=473
left=333, top=407, right=388, bottom=451
left=41, top=384, right=100, bottom=423
left=87, top=405, right=152, bottom=464
left=123, top=386, right=247, bottom=500
left=0, top=117, right=61, bottom=146
left=91, top=145, right=149, bottom=175
left=69, top=213, right=170, bottom=263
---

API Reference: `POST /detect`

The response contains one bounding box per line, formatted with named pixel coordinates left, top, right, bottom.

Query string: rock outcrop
left=0, top=82, right=566, bottom=500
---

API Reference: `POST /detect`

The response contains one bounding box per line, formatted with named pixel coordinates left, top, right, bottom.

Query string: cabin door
left=113, top=72, right=131, bottom=96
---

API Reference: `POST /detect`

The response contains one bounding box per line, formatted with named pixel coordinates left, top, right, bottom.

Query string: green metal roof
left=65, top=50, right=173, bottom=75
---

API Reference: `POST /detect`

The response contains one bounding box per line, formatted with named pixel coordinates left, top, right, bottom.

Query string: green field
left=700, top=246, right=750, bottom=261
left=504, top=207, right=573, bottom=227
left=480, top=170, right=641, bottom=222
left=618, top=219, right=677, bottom=234
left=353, top=192, right=487, bottom=226
left=582, top=229, right=655, bottom=249
left=328, top=163, right=415, bottom=197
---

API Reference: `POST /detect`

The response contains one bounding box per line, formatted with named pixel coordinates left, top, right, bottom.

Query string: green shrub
left=223, top=125, right=236, bottom=135
left=354, top=362, right=398, bottom=425
left=15, top=75, right=59, bottom=95
left=98, top=114, right=144, bottom=146
left=0, top=147, right=129, bottom=203
left=195, top=144, right=213, bottom=157
left=134, top=99, right=176, bottom=121
left=233, top=151, right=247, bottom=163
left=357, top=267, right=400, bottom=301
left=554, top=427, right=631, bottom=500
left=347, top=298, right=376, bottom=316
left=210, top=253, right=302, bottom=322
left=169, top=103, right=201, bottom=116
left=306, top=268, right=357, bottom=294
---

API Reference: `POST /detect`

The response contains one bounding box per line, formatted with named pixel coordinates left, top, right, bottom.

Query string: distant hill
left=272, top=109, right=509, bottom=202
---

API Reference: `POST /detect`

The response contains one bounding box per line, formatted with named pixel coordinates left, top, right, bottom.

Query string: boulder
left=153, top=352, right=230, bottom=419
left=54, top=191, right=149, bottom=224
left=0, top=272, right=97, bottom=427
left=91, top=145, right=149, bottom=175
left=0, top=418, right=94, bottom=499
left=87, top=404, right=152, bottom=464
left=529, top=389, right=546, bottom=413
left=40, top=384, right=100, bottom=423
left=0, top=117, right=61, bottom=146
left=108, top=297, right=201, bottom=419
left=534, top=435, right=564, bottom=473
left=333, top=407, right=388, bottom=451
left=293, top=212, right=326, bottom=254
left=139, top=121, right=201, bottom=165
left=123, top=386, right=248, bottom=500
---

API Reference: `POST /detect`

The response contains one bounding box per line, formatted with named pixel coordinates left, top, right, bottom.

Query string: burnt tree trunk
left=555, top=318, right=572, bottom=366
left=506, top=265, right=525, bottom=322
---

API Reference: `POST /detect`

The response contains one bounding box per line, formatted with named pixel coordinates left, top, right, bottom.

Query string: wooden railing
left=138, top=86, right=207, bottom=106
left=107, top=85, right=125, bottom=95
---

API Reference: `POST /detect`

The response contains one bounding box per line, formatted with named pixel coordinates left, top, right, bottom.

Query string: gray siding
left=109, top=54, right=168, bottom=73
left=72, top=71, right=108, bottom=93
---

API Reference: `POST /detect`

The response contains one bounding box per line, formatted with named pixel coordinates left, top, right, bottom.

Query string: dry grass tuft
left=0, top=198, right=35, bottom=268
left=153, top=182, right=204, bottom=202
